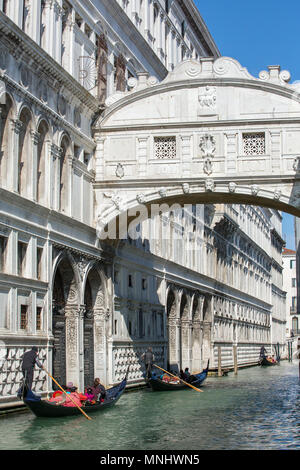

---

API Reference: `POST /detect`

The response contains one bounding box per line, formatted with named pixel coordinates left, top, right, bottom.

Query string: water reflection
left=0, top=362, right=299, bottom=450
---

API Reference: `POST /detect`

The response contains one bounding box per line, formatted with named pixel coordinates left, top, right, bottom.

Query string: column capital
left=50, top=143, right=63, bottom=159
left=10, top=119, right=23, bottom=134
left=30, top=130, right=41, bottom=145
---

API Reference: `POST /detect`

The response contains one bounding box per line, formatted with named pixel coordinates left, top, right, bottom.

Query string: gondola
left=22, top=373, right=128, bottom=418
left=147, top=361, right=209, bottom=391
left=258, top=356, right=278, bottom=367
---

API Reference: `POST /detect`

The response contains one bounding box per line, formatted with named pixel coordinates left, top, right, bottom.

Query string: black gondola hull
left=23, top=376, right=127, bottom=418
left=259, top=357, right=278, bottom=366
left=147, top=362, right=209, bottom=392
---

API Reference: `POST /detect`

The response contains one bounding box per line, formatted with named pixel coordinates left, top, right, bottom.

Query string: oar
left=153, top=364, right=203, bottom=392
left=42, top=366, right=92, bottom=421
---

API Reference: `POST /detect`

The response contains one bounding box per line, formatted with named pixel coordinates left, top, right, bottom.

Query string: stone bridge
left=93, top=57, right=300, bottom=238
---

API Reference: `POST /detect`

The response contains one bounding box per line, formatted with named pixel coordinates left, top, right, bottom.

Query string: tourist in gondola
left=21, top=346, right=43, bottom=390
left=91, top=378, right=106, bottom=403
left=141, top=347, right=155, bottom=379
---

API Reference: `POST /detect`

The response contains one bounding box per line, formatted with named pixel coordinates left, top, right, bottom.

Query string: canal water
left=0, top=361, right=299, bottom=451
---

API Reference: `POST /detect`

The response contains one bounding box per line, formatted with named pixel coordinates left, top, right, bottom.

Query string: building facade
left=282, top=248, right=299, bottom=338
left=0, top=0, right=286, bottom=404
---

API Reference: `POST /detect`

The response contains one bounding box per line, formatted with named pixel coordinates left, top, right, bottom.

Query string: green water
left=0, top=361, right=299, bottom=450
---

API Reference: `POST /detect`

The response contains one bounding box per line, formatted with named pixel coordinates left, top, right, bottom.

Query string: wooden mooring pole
left=218, top=346, right=222, bottom=377
left=233, top=346, right=238, bottom=375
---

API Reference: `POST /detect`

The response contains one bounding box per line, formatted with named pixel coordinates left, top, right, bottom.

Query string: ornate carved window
left=154, top=136, right=176, bottom=159
left=243, top=132, right=266, bottom=156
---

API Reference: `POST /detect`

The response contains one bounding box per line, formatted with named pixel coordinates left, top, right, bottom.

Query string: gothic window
left=18, top=241, right=27, bottom=276
left=138, top=309, right=144, bottom=337
left=2, top=0, right=8, bottom=14
left=22, top=0, right=30, bottom=33
left=59, top=135, right=72, bottom=213
left=18, top=107, right=32, bottom=197
left=0, top=94, right=13, bottom=189
left=154, top=136, right=176, bottom=159
left=37, top=246, right=43, bottom=280
left=243, top=132, right=266, bottom=156
left=37, top=120, right=49, bottom=205
left=0, top=235, right=7, bottom=272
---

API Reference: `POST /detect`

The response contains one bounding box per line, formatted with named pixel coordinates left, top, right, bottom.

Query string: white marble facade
left=0, top=0, right=287, bottom=403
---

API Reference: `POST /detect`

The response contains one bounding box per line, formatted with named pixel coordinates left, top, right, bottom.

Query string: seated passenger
left=91, top=378, right=106, bottom=403
left=84, top=387, right=96, bottom=405
left=62, top=382, right=86, bottom=407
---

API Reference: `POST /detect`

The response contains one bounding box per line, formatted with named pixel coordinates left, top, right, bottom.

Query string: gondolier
left=141, top=347, right=155, bottom=379
left=21, top=346, right=42, bottom=390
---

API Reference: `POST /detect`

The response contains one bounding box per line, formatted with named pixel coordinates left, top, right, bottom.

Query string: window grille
left=243, top=132, right=265, bottom=156
left=20, top=305, right=28, bottom=330
left=36, top=307, right=42, bottom=330
left=154, top=136, right=176, bottom=159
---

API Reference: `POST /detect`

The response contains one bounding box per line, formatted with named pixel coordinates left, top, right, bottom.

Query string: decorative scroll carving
left=198, top=86, right=216, bottom=110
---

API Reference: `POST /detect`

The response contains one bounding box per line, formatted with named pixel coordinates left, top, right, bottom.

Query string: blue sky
left=194, top=0, right=299, bottom=249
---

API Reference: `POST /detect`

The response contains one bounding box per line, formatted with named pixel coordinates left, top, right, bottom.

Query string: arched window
left=0, top=94, right=13, bottom=189
left=59, top=135, right=71, bottom=213
left=37, top=120, right=49, bottom=205
left=18, top=107, right=32, bottom=197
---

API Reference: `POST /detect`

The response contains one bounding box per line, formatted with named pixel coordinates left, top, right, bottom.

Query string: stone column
left=181, top=319, right=191, bottom=370
left=65, top=306, right=81, bottom=388
left=49, top=143, right=62, bottom=210
left=67, top=154, right=73, bottom=217
left=30, top=130, right=40, bottom=201
left=10, top=119, right=23, bottom=193
left=93, top=309, right=109, bottom=386
left=167, top=317, right=178, bottom=367
left=28, top=0, right=42, bottom=43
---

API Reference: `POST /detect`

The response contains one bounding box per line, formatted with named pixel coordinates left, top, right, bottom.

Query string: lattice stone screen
left=154, top=136, right=176, bottom=159
left=243, top=132, right=266, bottom=156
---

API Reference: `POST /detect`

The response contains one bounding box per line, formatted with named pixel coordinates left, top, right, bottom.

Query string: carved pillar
left=65, top=306, right=81, bottom=388
left=181, top=319, right=191, bottom=370
left=192, top=296, right=205, bottom=372
left=10, top=119, right=23, bottom=192
left=49, top=143, right=62, bottom=210
left=93, top=308, right=109, bottom=386
left=167, top=317, right=178, bottom=367
left=31, top=130, right=40, bottom=201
